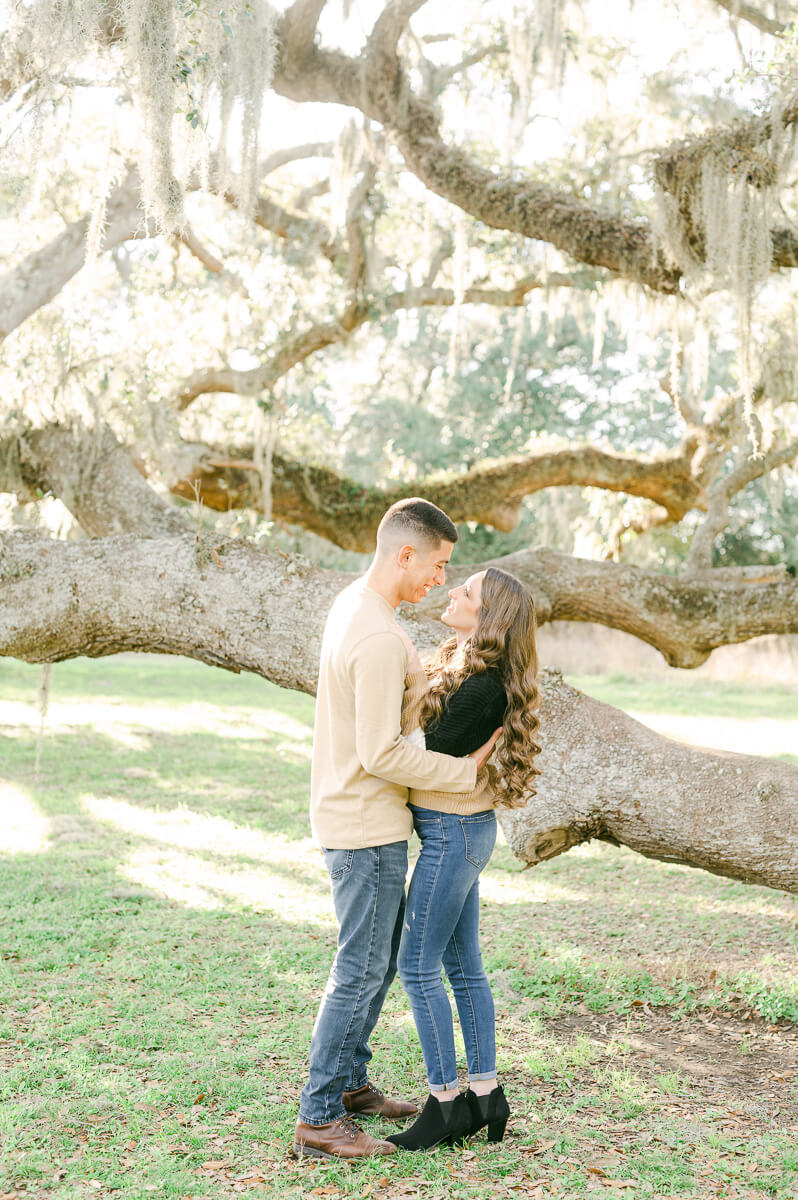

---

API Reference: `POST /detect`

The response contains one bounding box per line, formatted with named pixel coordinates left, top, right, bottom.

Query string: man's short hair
left=377, top=497, right=458, bottom=551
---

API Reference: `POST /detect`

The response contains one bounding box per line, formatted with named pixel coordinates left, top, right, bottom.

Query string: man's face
left=398, top=539, right=454, bottom=604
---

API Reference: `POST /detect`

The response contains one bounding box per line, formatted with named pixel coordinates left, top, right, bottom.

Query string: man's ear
left=398, top=544, right=416, bottom=569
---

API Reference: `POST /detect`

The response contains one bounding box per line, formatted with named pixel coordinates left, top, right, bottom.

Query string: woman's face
left=441, top=571, right=485, bottom=635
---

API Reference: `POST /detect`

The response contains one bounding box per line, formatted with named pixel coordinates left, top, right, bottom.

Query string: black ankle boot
left=465, top=1085, right=510, bottom=1142
left=385, top=1093, right=471, bottom=1151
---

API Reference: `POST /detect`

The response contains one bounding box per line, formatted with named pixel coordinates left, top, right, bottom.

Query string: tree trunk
left=1, top=529, right=796, bottom=893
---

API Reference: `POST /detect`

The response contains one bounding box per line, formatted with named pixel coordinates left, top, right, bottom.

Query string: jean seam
left=449, top=918, right=481, bottom=1076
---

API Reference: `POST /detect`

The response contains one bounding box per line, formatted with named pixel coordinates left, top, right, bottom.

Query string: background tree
left=1, top=0, right=797, bottom=890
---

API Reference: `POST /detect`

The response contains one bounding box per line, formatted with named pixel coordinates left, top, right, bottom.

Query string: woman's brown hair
left=420, top=567, right=541, bottom=807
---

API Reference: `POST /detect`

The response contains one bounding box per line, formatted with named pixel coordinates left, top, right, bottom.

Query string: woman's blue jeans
left=398, top=805, right=497, bottom=1092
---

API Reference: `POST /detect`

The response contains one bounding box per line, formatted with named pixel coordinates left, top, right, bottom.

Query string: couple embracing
left=293, top=498, right=541, bottom=1159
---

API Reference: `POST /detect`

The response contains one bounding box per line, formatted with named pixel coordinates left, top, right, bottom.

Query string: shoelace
left=337, top=1116, right=365, bottom=1141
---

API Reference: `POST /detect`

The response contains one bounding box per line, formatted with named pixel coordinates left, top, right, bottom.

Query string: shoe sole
left=292, top=1143, right=395, bottom=1160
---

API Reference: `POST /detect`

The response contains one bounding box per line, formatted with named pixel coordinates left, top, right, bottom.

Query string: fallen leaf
left=602, top=1182, right=636, bottom=1190
left=201, top=1159, right=227, bottom=1170
left=125, top=1140, right=137, bottom=1152
left=89, top=1183, right=103, bottom=1191
left=461, top=1149, right=477, bottom=1161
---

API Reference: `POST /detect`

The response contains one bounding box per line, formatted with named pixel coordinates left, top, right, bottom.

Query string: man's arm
left=350, top=631, right=477, bottom=792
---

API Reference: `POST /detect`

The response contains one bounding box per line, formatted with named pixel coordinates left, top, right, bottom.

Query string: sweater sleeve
left=349, top=631, right=477, bottom=792
left=424, top=671, right=507, bottom=757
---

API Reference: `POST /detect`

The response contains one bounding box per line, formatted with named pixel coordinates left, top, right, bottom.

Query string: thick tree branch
left=279, top=0, right=331, bottom=79
left=368, top=0, right=432, bottom=60
left=169, top=441, right=703, bottom=547
left=501, top=671, right=798, bottom=892
left=5, top=425, right=187, bottom=538
left=414, top=547, right=798, bottom=669
left=269, top=14, right=798, bottom=291
left=1, top=530, right=795, bottom=891
left=709, top=0, right=788, bottom=36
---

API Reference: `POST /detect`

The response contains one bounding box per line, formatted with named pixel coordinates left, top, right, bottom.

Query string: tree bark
left=9, top=424, right=187, bottom=537
left=4, top=425, right=796, bottom=667
left=1, top=528, right=795, bottom=893
left=170, top=441, right=703, bottom=545
left=501, top=670, right=798, bottom=893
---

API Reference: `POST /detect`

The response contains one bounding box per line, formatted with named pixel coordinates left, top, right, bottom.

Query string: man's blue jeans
left=298, top=840, right=408, bottom=1126
left=398, top=805, right=497, bottom=1091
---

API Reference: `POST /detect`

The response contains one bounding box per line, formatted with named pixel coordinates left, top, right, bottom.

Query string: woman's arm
left=424, top=671, right=506, bottom=757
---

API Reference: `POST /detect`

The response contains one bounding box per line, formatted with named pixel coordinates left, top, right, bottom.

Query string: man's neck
left=364, top=562, right=401, bottom=609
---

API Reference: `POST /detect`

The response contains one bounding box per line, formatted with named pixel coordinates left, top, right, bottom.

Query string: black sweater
left=423, top=669, right=507, bottom=757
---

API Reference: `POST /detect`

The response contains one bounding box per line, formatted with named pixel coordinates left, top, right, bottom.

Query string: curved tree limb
left=1, top=529, right=795, bottom=892
left=417, top=546, right=798, bottom=669
left=501, top=670, right=798, bottom=893
left=176, top=270, right=598, bottom=406
left=271, top=3, right=798, bottom=291
left=169, top=441, right=703, bottom=546
left=685, top=439, right=798, bottom=570
left=709, top=0, right=789, bottom=36
left=0, top=172, right=143, bottom=341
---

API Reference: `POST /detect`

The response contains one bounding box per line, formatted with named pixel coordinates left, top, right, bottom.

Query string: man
left=293, top=498, right=498, bottom=1160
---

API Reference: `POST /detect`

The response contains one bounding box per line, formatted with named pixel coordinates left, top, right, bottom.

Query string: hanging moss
left=7, top=0, right=277, bottom=230
left=652, top=99, right=797, bottom=451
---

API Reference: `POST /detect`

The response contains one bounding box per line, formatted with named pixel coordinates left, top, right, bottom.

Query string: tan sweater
left=310, top=579, right=478, bottom=849
left=401, top=671, right=498, bottom=816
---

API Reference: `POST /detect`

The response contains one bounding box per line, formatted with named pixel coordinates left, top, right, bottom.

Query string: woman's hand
left=470, top=727, right=502, bottom=771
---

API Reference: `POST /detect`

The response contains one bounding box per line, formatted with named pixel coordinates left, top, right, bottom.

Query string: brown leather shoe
left=343, top=1081, right=419, bottom=1121
left=292, top=1115, right=397, bottom=1159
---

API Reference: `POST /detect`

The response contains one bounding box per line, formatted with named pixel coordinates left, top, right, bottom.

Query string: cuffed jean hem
left=429, top=1078, right=460, bottom=1093
left=297, top=1108, right=347, bottom=1127
left=469, top=1071, right=498, bottom=1081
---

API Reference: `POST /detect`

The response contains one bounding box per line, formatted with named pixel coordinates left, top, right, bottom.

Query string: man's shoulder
left=325, top=580, right=400, bottom=650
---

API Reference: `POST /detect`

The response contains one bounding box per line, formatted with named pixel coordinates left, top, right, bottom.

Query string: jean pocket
left=460, top=813, right=497, bottom=868
left=323, top=848, right=355, bottom=881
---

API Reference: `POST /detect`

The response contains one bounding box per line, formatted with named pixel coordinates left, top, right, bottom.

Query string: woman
left=387, top=566, right=541, bottom=1152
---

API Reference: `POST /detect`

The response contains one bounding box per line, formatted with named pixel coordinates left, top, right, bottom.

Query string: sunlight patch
left=120, top=846, right=334, bottom=924
left=82, top=796, right=320, bottom=869
left=0, top=784, right=50, bottom=855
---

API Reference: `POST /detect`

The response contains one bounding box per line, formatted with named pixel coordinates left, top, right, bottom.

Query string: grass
left=1, top=656, right=797, bottom=1200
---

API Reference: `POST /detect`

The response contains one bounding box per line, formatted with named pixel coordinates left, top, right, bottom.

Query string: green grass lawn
left=1, top=657, right=797, bottom=1200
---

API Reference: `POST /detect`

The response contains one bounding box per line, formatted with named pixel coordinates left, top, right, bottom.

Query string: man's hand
left=470, top=727, right=502, bottom=772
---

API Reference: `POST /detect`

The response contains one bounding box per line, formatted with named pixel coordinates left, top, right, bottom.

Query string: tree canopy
left=1, top=0, right=797, bottom=890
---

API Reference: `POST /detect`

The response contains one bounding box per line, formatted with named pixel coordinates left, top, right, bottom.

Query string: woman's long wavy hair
left=420, top=567, right=541, bottom=808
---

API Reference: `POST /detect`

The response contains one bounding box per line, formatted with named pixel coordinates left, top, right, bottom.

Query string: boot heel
left=487, top=1117, right=507, bottom=1142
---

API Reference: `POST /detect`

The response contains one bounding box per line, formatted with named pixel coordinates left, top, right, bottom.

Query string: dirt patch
left=544, top=1007, right=798, bottom=1131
